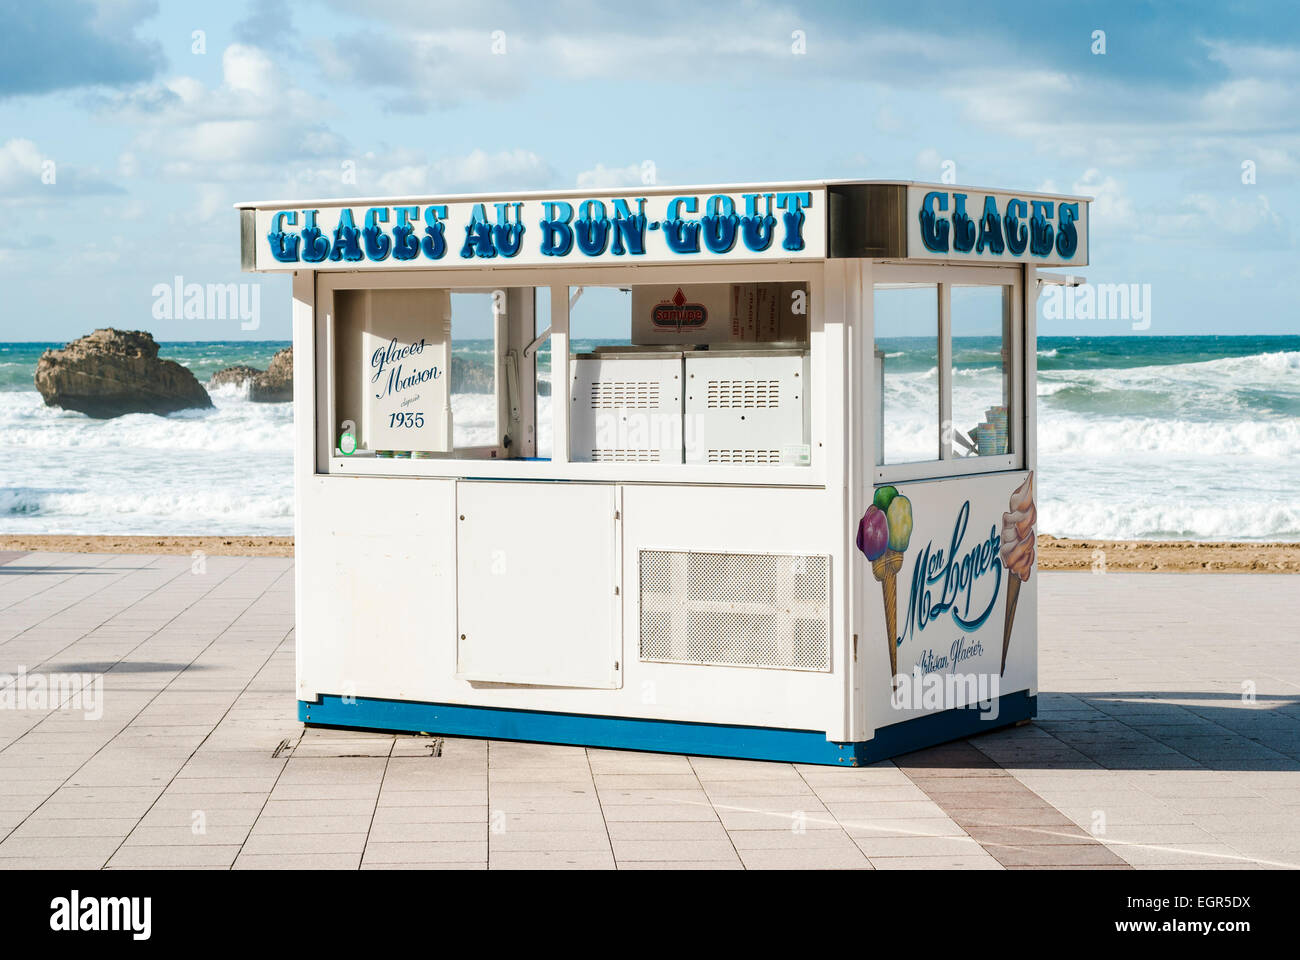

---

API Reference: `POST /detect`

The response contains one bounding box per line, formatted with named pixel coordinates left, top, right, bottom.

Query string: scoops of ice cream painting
left=855, top=486, right=913, bottom=676
left=856, top=471, right=1037, bottom=692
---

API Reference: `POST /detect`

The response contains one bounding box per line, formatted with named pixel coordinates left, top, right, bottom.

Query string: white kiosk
left=238, top=180, right=1088, bottom=765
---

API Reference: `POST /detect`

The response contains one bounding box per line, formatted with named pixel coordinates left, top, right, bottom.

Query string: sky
left=0, top=0, right=1297, bottom=342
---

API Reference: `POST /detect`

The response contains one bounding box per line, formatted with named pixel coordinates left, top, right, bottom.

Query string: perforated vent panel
left=591, top=449, right=661, bottom=463
left=591, top=380, right=661, bottom=410
left=706, top=379, right=780, bottom=409
left=706, top=449, right=781, bottom=464
left=639, top=550, right=831, bottom=672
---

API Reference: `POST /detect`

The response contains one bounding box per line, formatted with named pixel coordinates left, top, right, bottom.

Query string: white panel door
left=456, top=481, right=621, bottom=688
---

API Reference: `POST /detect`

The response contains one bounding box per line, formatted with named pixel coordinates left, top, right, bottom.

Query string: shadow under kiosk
left=237, top=180, right=1089, bottom=765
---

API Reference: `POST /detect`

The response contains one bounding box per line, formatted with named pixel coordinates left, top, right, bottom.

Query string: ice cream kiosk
left=237, top=179, right=1088, bottom=764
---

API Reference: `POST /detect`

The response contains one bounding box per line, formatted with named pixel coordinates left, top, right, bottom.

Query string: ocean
left=3, top=336, right=1297, bottom=540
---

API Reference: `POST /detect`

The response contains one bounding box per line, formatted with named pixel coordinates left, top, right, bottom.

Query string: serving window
left=323, top=279, right=548, bottom=467
left=566, top=281, right=811, bottom=466
left=315, top=267, right=820, bottom=482
left=872, top=265, right=1023, bottom=483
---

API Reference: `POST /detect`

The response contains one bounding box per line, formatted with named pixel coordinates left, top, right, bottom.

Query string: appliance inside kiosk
left=238, top=180, right=1089, bottom=765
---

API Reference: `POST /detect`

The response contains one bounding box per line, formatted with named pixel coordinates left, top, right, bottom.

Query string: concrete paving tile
left=963, top=823, right=1095, bottom=845
left=715, top=808, right=837, bottom=830
left=370, top=805, right=486, bottom=825
left=239, top=831, right=368, bottom=854
left=1088, top=823, right=1220, bottom=844
left=837, top=817, right=970, bottom=839
left=234, top=853, right=361, bottom=869
left=601, top=804, right=720, bottom=823
left=592, top=774, right=702, bottom=790
left=107, top=844, right=241, bottom=867
left=152, top=791, right=269, bottom=810
left=488, top=850, right=615, bottom=869
left=869, top=855, right=1003, bottom=869
left=853, top=835, right=988, bottom=858
left=952, top=806, right=1089, bottom=827
left=618, top=860, right=743, bottom=870
left=587, top=755, right=695, bottom=774
left=122, top=825, right=252, bottom=846
left=245, top=816, right=373, bottom=836
left=822, top=800, right=948, bottom=820
left=726, top=829, right=859, bottom=851
left=1105, top=842, right=1267, bottom=866
left=605, top=820, right=730, bottom=841
left=489, top=830, right=610, bottom=852
left=738, top=846, right=871, bottom=869
left=362, top=841, right=487, bottom=864
left=595, top=788, right=712, bottom=806
left=360, top=861, right=486, bottom=870
left=0, top=836, right=123, bottom=858
left=137, top=807, right=260, bottom=829
left=367, top=821, right=485, bottom=843
left=377, top=789, right=488, bottom=807
left=494, top=812, right=608, bottom=832
left=269, top=782, right=380, bottom=801
left=1004, top=864, right=1132, bottom=870
left=689, top=759, right=805, bottom=781
left=985, top=842, right=1130, bottom=867
left=260, top=798, right=376, bottom=817
left=8, top=818, right=140, bottom=838
left=612, top=839, right=739, bottom=862
left=1129, top=862, right=1261, bottom=870
left=702, top=778, right=817, bottom=798
left=164, top=777, right=279, bottom=794
left=811, top=785, right=931, bottom=803
left=0, top=857, right=111, bottom=870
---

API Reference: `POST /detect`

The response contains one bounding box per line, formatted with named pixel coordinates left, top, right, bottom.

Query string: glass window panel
left=447, top=292, right=499, bottom=452
left=950, top=285, right=1012, bottom=458
left=533, top=286, right=552, bottom=460
left=874, top=283, right=940, bottom=465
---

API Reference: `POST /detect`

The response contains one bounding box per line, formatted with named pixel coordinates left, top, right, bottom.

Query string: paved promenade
left=0, top=551, right=1296, bottom=869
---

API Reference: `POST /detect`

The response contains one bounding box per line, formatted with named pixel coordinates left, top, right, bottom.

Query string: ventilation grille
left=707, top=448, right=782, bottom=465
left=590, top=380, right=661, bottom=409
left=639, top=550, right=831, bottom=672
left=591, top=449, right=661, bottom=463
left=707, top=379, right=780, bottom=409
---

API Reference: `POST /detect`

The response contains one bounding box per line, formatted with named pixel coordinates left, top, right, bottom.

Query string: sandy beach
left=0, top=533, right=1295, bottom=571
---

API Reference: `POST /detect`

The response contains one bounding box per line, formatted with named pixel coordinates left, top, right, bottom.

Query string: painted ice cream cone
left=857, top=486, right=913, bottom=682
left=1001, top=576, right=1021, bottom=676
left=871, top=551, right=903, bottom=675
left=998, top=471, right=1036, bottom=676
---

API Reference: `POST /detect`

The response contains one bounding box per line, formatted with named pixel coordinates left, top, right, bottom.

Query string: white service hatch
left=455, top=481, right=622, bottom=688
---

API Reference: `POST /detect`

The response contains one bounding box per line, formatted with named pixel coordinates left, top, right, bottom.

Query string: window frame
left=313, top=263, right=826, bottom=487
left=871, top=263, right=1024, bottom=484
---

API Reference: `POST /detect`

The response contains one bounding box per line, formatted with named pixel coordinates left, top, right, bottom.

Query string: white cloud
left=102, top=44, right=345, bottom=187
left=0, top=137, right=121, bottom=202
left=1072, top=169, right=1134, bottom=223
left=576, top=163, right=646, bottom=189
left=915, top=147, right=943, bottom=177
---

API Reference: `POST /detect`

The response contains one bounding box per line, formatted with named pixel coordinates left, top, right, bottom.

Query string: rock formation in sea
left=34, top=329, right=212, bottom=418
left=209, top=347, right=293, bottom=402
left=209, top=364, right=263, bottom=391
left=251, top=347, right=293, bottom=402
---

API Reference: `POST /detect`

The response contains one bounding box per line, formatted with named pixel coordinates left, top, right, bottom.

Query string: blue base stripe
left=299, top=692, right=1036, bottom=766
